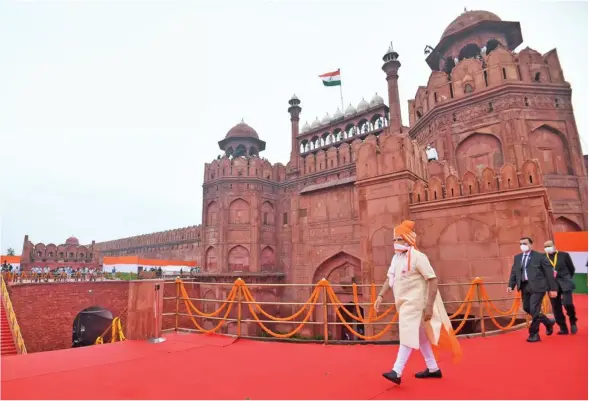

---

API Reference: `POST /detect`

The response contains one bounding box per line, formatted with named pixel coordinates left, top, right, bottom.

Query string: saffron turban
left=394, top=220, right=417, bottom=247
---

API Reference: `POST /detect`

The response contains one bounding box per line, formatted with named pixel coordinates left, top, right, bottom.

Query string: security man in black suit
left=508, top=237, right=558, bottom=342
left=543, top=240, right=578, bottom=335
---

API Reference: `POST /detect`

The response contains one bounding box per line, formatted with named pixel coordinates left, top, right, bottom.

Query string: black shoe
left=526, top=333, right=541, bottom=342
left=545, top=319, right=555, bottom=336
left=571, top=323, right=578, bottom=335
left=415, top=368, right=442, bottom=379
left=382, top=370, right=401, bottom=385
left=557, top=326, right=569, bottom=335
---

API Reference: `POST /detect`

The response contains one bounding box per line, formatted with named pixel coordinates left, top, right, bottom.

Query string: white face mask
left=394, top=243, right=410, bottom=253
left=545, top=247, right=555, bottom=254
left=520, top=244, right=530, bottom=253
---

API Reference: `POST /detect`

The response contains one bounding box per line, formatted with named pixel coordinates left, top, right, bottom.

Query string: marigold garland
left=174, top=277, right=532, bottom=339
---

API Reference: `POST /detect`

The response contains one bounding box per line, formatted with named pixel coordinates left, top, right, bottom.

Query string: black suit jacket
left=509, top=250, right=558, bottom=293
left=546, top=251, right=576, bottom=292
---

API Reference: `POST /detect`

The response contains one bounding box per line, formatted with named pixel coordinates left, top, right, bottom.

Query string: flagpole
left=339, top=68, right=344, bottom=112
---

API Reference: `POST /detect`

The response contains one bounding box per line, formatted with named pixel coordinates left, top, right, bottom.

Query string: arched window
left=458, top=43, right=481, bottom=61
left=235, top=144, right=246, bottom=157
left=486, top=39, right=500, bottom=54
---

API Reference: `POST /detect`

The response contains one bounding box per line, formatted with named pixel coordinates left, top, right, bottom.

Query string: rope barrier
left=172, top=276, right=536, bottom=341
left=181, top=287, right=236, bottom=334
left=242, top=285, right=320, bottom=322
left=95, top=308, right=128, bottom=345
left=179, top=283, right=237, bottom=318
left=242, top=284, right=320, bottom=338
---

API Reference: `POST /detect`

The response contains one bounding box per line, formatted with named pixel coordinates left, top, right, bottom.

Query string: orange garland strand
left=241, top=285, right=320, bottom=322
left=173, top=277, right=529, bottom=339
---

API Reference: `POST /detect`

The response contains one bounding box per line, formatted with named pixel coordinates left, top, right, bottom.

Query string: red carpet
left=2, top=296, right=587, bottom=400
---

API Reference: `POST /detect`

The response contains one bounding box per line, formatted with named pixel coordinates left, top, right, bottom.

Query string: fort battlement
left=93, top=225, right=202, bottom=260
left=410, top=45, right=568, bottom=129
left=204, top=156, right=287, bottom=184
left=412, top=159, right=547, bottom=204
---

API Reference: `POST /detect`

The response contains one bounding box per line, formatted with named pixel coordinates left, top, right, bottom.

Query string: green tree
left=6, top=248, right=15, bottom=256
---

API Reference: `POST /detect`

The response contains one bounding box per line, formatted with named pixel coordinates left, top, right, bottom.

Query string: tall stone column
left=288, top=95, right=302, bottom=171
left=382, top=43, right=403, bottom=134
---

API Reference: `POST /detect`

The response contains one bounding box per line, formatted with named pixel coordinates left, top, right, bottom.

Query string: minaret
left=382, top=43, right=403, bottom=134
left=288, top=94, right=302, bottom=170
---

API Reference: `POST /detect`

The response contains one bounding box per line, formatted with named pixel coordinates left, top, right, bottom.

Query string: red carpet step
left=0, top=301, right=17, bottom=356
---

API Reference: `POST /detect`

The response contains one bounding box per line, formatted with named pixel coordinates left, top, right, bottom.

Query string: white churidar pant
left=392, top=325, right=438, bottom=376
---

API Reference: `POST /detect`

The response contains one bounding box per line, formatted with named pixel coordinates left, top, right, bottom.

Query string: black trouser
left=550, top=288, right=577, bottom=328
left=521, top=282, right=552, bottom=335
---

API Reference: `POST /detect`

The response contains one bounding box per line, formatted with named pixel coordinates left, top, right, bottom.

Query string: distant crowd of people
left=1, top=262, right=104, bottom=282
left=1, top=262, right=20, bottom=274
left=2, top=261, right=203, bottom=282
left=141, top=266, right=201, bottom=278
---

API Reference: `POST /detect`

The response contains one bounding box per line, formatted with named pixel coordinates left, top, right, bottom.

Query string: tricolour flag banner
left=102, top=256, right=197, bottom=274
left=554, top=231, right=588, bottom=293
left=319, top=69, right=341, bottom=87
left=1, top=255, right=20, bottom=269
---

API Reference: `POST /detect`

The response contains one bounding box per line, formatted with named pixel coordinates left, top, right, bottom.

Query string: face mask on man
left=520, top=244, right=530, bottom=253
left=544, top=246, right=555, bottom=254
left=394, top=243, right=410, bottom=253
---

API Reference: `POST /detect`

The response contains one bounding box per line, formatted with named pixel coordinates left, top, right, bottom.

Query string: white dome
left=301, top=121, right=310, bottom=133
left=321, top=112, right=331, bottom=125
left=333, top=107, right=344, bottom=120
left=344, top=103, right=357, bottom=117
left=311, top=117, right=321, bottom=128
left=357, top=98, right=369, bottom=112
left=370, top=92, right=384, bottom=106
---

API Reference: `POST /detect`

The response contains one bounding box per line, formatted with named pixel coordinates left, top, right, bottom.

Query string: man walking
left=508, top=237, right=558, bottom=342
left=376, top=220, right=461, bottom=385
left=543, top=240, right=578, bottom=335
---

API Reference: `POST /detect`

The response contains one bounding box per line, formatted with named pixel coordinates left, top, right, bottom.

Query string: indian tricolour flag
left=319, top=69, right=341, bottom=87
left=554, top=231, right=588, bottom=294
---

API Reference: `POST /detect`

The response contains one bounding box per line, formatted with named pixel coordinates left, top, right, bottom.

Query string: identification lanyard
left=546, top=251, right=558, bottom=270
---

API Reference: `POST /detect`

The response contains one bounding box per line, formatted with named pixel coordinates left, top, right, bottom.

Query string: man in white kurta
left=375, top=220, right=461, bottom=385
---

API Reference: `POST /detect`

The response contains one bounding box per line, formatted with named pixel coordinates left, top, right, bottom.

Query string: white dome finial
left=370, top=93, right=384, bottom=106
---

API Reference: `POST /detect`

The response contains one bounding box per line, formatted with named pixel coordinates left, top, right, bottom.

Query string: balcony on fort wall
left=299, top=96, right=389, bottom=154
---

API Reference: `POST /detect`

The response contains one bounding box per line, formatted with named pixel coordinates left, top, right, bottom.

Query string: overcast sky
left=0, top=0, right=587, bottom=253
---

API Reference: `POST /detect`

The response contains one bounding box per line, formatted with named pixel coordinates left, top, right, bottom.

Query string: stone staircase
left=1, top=299, right=17, bottom=355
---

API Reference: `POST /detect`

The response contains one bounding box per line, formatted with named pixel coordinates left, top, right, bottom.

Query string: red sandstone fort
left=17, top=10, right=588, bottom=311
